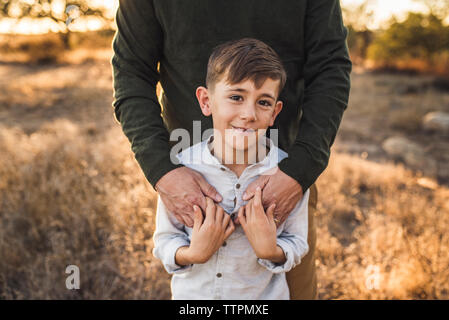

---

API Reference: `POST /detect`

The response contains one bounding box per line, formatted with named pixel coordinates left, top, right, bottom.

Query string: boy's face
left=196, top=75, right=283, bottom=159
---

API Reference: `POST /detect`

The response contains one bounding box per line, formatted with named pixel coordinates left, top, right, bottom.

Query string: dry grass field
left=0, top=39, right=448, bottom=299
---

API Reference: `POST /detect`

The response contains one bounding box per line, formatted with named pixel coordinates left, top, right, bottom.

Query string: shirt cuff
left=158, top=237, right=193, bottom=274
left=257, top=239, right=308, bottom=274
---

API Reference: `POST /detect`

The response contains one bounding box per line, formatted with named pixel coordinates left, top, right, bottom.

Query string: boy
left=152, top=38, right=310, bottom=299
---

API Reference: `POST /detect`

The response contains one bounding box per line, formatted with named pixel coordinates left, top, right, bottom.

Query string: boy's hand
left=181, top=197, right=235, bottom=264
left=241, top=167, right=303, bottom=227
left=239, top=187, right=284, bottom=262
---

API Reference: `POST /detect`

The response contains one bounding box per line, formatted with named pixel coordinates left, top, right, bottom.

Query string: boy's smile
left=196, top=76, right=283, bottom=167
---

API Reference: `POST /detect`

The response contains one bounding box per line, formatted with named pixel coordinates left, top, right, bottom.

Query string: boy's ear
left=196, top=86, right=212, bottom=116
left=269, top=100, right=283, bottom=126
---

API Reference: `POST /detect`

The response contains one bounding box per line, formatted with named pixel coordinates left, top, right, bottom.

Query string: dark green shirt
left=111, top=0, right=352, bottom=191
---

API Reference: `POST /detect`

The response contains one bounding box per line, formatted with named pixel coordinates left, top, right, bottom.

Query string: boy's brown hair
left=206, top=38, right=286, bottom=96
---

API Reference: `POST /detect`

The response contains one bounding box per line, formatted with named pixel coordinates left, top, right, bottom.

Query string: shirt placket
left=213, top=246, right=225, bottom=299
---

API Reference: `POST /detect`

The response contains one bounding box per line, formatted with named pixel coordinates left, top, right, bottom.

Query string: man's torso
left=154, top=0, right=307, bottom=150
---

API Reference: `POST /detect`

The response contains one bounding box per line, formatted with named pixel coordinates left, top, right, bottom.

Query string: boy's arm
left=154, top=198, right=235, bottom=271
left=260, top=246, right=287, bottom=265
left=278, top=0, right=352, bottom=192
left=258, top=189, right=310, bottom=273
left=152, top=197, right=193, bottom=274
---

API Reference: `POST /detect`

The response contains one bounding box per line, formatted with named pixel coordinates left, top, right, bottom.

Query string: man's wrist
left=153, top=163, right=185, bottom=191
left=154, top=165, right=185, bottom=192
left=278, top=156, right=315, bottom=193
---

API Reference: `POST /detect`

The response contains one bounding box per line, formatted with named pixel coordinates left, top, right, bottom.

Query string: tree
left=413, top=0, right=449, bottom=20
left=342, top=1, right=376, bottom=63
left=367, top=12, right=449, bottom=69
left=0, top=0, right=112, bottom=49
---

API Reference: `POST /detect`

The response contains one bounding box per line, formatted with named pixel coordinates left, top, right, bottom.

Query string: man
left=111, top=0, right=351, bottom=299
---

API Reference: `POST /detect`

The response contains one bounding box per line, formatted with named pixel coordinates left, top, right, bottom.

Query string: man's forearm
left=111, top=1, right=183, bottom=188
left=279, top=0, right=352, bottom=191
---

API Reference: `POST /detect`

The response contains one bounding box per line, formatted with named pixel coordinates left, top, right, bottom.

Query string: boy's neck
left=209, top=136, right=270, bottom=178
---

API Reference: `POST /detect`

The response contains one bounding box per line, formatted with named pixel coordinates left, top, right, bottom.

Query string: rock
left=382, top=136, right=437, bottom=176
left=422, top=112, right=449, bottom=133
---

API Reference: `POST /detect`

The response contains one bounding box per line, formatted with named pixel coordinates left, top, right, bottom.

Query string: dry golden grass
left=0, top=121, right=171, bottom=299
left=316, top=154, right=449, bottom=299
left=1, top=42, right=448, bottom=299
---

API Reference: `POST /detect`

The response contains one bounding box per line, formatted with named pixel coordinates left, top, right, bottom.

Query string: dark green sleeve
left=111, top=0, right=183, bottom=188
left=278, top=0, right=352, bottom=192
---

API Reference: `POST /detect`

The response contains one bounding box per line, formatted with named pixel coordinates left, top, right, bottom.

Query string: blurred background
left=0, top=0, right=448, bottom=299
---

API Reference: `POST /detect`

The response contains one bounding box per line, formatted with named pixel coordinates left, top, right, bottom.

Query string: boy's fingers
left=222, top=212, right=231, bottom=228
left=237, top=206, right=246, bottom=226
left=216, top=205, right=224, bottom=224
left=253, top=186, right=262, bottom=209
left=205, top=197, right=216, bottom=223
left=266, top=203, right=276, bottom=221
left=192, top=205, right=203, bottom=230
left=224, top=220, right=235, bottom=239
left=246, top=201, right=254, bottom=221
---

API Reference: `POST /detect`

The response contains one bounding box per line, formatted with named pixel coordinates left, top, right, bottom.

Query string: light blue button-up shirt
left=152, top=135, right=310, bottom=300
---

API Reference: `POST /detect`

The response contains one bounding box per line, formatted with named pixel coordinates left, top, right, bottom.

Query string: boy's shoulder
left=175, top=140, right=205, bottom=166
left=277, top=147, right=288, bottom=163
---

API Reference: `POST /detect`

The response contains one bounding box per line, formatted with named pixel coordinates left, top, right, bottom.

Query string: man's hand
left=241, top=167, right=303, bottom=226
left=155, top=167, right=223, bottom=227
left=175, top=198, right=235, bottom=265
left=238, top=187, right=285, bottom=263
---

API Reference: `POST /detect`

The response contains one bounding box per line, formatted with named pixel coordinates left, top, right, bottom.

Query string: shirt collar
left=200, top=134, right=280, bottom=173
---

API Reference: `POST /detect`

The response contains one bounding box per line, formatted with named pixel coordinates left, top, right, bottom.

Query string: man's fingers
left=242, top=175, right=268, bottom=201
left=173, top=213, right=187, bottom=226
left=196, top=174, right=223, bottom=203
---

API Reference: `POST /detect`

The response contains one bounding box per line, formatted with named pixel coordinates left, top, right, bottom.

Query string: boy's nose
left=239, top=103, right=257, bottom=121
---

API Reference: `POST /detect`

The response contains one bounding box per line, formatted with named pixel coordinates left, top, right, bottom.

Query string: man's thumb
left=242, top=176, right=268, bottom=201
left=197, top=176, right=222, bottom=202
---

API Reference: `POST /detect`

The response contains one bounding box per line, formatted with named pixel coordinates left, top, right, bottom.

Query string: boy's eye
left=230, top=95, right=243, bottom=101
left=259, top=100, right=272, bottom=107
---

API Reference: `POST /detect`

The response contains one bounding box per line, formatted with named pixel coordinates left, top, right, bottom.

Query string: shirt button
left=222, top=241, right=227, bottom=247
left=235, top=183, right=241, bottom=189
left=216, top=273, right=222, bottom=278
left=220, top=167, right=226, bottom=171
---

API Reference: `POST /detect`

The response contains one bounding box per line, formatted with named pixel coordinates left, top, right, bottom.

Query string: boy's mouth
left=230, top=125, right=256, bottom=133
